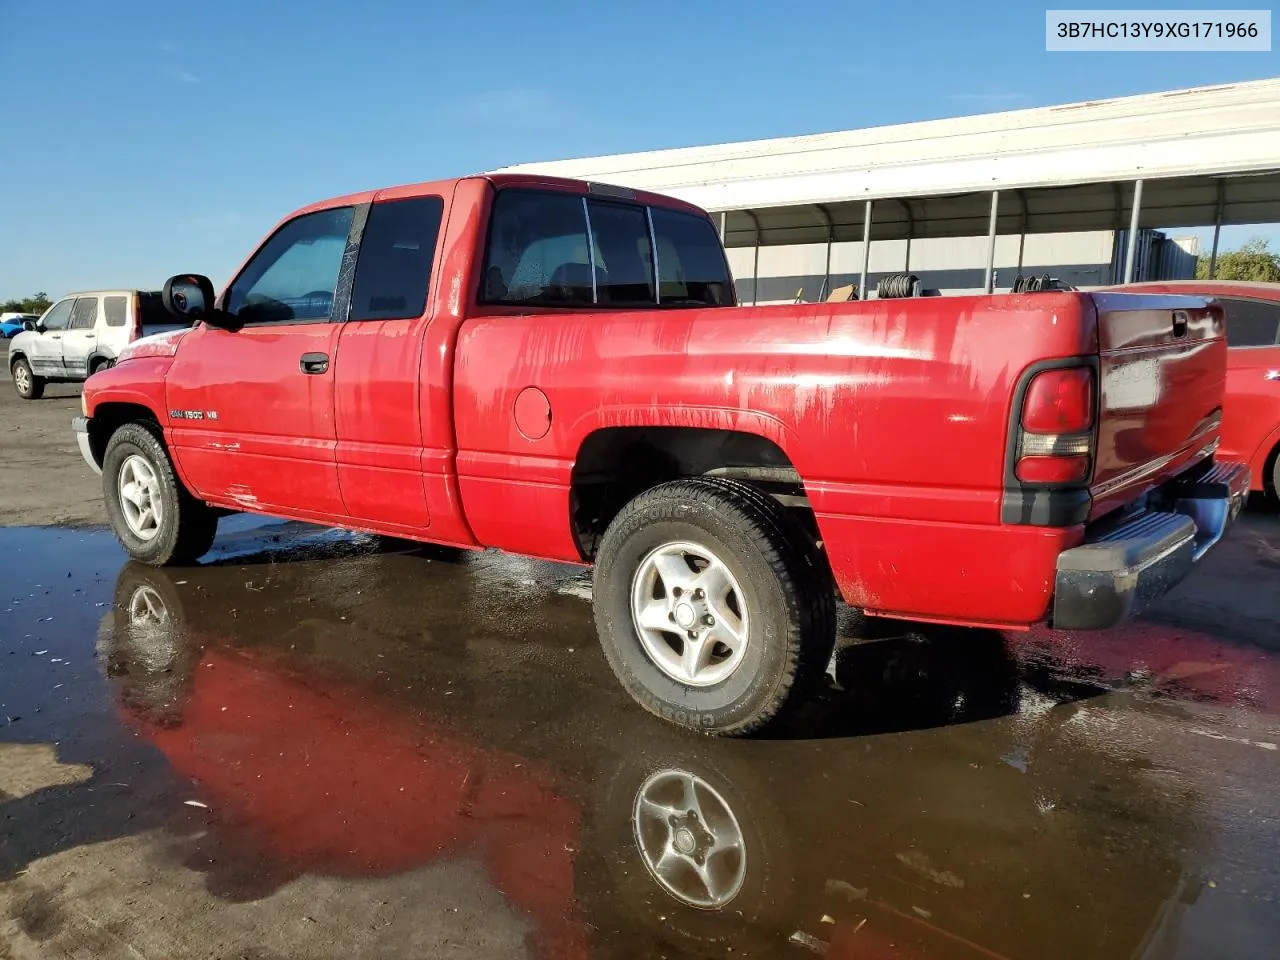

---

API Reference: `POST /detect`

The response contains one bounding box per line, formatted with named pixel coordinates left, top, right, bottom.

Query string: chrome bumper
left=72, top=416, right=101, bottom=475
left=1051, top=461, right=1250, bottom=630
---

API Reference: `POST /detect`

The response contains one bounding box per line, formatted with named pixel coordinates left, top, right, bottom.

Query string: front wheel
left=11, top=358, right=44, bottom=399
left=592, top=478, right=836, bottom=736
left=102, top=422, right=219, bottom=565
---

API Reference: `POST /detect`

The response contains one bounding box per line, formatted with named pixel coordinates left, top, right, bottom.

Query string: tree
left=1197, top=237, right=1280, bottom=282
left=0, top=292, right=52, bottom=314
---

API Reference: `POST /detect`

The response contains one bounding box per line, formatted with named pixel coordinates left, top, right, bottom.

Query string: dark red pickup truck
left=74, top=173, right=1249, bottom=734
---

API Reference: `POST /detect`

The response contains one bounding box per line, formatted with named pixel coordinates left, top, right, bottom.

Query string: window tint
left=655, top=208, right=737, bottom=305
left=349, top=196, right=444, bottom=321
left=40, top=299, right=74, bottom=331
left=651, top=208, right=733, bottom=306
left=104, top=295, right=128, bottom=328
left=588, top=200, right=655, bottom=306
left=482, top=190, right=592, bottom=306
left=68, top=297, right=99, bottom=330
left=1221, top=297, right=1280, bottom=348
left=226, top=207, right=355, bottom=324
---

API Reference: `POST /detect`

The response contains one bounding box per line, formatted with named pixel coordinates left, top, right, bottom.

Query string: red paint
left=117, top=647, right=587, bottom=960
left=83, top=174, right=1234, bottom=630
left=1103, top=280, right=1280, bottom=493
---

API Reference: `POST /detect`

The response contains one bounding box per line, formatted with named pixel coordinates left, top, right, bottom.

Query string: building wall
left=726, top=229, right=1198, bottom=304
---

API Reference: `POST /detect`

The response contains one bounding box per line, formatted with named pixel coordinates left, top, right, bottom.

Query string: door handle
left=300, top=352, right=329, bottom=375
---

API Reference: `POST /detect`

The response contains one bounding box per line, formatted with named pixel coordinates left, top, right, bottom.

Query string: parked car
left=8, top=290, right=190, bottom=399
left=0, top=312, right=39, bottom=338
left=1103, top=280, right=1280, bottom=498
left=74, top=173, right=1248, bottom=734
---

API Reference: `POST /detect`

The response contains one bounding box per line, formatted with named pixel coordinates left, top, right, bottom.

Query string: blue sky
left=2, top=0, right=1276, bottom=298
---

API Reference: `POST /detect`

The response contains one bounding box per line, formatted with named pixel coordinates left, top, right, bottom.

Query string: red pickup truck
left=73, top=173, right=1249, bottom=735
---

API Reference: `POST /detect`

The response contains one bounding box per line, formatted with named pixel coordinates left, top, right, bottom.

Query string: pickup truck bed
left=72, top=173, right=1249, bottom=735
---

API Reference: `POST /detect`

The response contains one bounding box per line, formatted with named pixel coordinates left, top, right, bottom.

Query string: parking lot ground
left=0, top=342, right=103, bottom=527
left=2, top=335, right=1279, bottom=958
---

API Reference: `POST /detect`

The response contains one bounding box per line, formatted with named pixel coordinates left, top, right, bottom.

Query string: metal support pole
left=859, top=200, right=872, bottom=300
left=1208, top=181, right=1225, bottom=279
left=1016, top=191, right=1028, bottom=274
left=752, top=243, right=760, bottom=306
left=983, top=190, right=1000, bottom=294
left=1123, top=179, right=1144, bottom=284
left=823, top=238, right=833, bottom=301
left=904, top=237, right=911, bottom=272
left=717, top=211, right=727, bottom=240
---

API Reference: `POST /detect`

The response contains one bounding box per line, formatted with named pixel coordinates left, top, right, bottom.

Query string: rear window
left=1220, top=297, right=1280, bottom=347
left=104, top=295, right=128, bottom=327
left=480, top=188, right=733, bottom=309
left=349, top=195, right=444, bottom=321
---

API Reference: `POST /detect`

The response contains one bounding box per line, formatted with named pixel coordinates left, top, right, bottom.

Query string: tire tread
left=593, top=476, right=836, bottom=736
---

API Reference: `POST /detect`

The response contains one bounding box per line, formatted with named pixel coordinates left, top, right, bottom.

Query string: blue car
left=1, top=314, right=39, bottom=338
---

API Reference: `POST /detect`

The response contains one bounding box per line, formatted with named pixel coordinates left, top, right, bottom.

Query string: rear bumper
left=72, top=416, right=101, bottom=475
left=1051, top=461, right=1249, bottom=630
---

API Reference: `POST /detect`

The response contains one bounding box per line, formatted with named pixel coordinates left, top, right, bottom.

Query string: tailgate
left=1089, top=293, right=1226, bottom=520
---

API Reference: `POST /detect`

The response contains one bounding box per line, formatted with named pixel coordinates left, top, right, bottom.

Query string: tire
left=592, top=477, right=837, bottom=736
left=11, top=357, right=44, bottom=400
left=90, top=357, right=112, bottom=376
left=102, top=422, right=219, bottom=566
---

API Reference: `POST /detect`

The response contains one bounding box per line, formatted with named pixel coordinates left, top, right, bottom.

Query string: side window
left=40, top=298, right=75, bottom=332
left=348, top=196, right=444, bottom=321
left=481, top=189, right=592, bottom=306
left=587, top=200, right=655, bottom=306
left=68, top=297, right=100, bottom=330
left=104, top=295, right=128, bottom=327
left=1221, top=297, right=1280, bottom=348
left=225, top=207, right=355, bottom=324
left=650, top=208, right=734, bottom=306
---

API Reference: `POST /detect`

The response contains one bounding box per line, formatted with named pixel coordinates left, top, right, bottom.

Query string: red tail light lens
left=1022, top=367, right=1094, bottom=433
left=1016, top=455, right=1091, bottom=484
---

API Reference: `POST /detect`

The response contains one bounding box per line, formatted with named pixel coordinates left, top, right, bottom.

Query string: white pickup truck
left=8, top=290, right=190, bottom=399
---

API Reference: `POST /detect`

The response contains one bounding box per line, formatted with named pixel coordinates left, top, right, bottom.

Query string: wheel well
left=569, top=426, right=814, bottom=559
left=8, top=350, right=26, bottom=369
left=88, top=403, right=162, bottom=468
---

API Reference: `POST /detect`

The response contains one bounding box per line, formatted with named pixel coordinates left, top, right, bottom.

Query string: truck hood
left=118, top=326, right=192, bottom=363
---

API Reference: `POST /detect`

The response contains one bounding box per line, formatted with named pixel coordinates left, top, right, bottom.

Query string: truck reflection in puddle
left=96, top=553, right=1202, bottom=960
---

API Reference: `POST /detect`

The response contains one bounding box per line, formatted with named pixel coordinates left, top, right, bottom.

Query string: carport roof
left=495, top=78, right=1280, bottom=246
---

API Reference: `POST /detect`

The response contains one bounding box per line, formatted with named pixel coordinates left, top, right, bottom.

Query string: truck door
left=62, top=295, right=101, bottom=377
left=332, top=194, right=445, bottom=533
left=164, top=206, right=355, bottom=518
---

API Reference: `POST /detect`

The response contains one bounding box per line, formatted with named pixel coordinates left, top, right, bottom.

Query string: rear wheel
left=90, top=357, right=113, bottom=376
left=592, top=477, right=836, bottom=736
left=102, top=422, right=219, bottom=565
left=11, top=357, right=44, bottom=400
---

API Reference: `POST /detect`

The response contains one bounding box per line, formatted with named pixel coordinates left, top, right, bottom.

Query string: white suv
left=9, top=290, right=189, bottom=399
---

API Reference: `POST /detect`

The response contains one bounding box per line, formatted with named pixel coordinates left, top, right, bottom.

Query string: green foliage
left=1197, top=237, right=1280, bottom=282
left=0, top=292, right=53, bottom=314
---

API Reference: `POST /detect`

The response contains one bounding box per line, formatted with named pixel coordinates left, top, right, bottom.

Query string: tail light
left=132, top=293, right=143, bottom=341
left=1015, top=366, right=1096, bottom=487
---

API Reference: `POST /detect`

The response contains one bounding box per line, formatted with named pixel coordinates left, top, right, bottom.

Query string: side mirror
left=162, top=274, right=216, bottom=321
left=23, top=320, right=37, bottom=332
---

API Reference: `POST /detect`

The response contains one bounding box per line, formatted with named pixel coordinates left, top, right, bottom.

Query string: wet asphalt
left=2, top=509, right=1280, bottom=959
